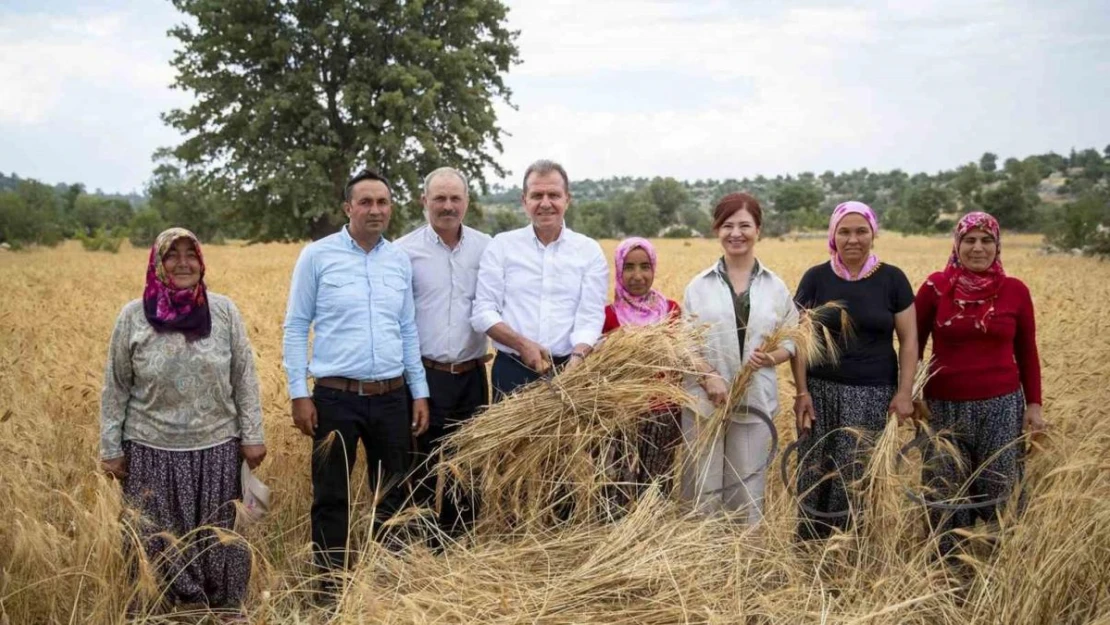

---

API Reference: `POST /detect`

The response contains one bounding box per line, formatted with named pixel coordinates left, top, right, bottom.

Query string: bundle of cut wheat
left=438, top=321, right=702, bottom=532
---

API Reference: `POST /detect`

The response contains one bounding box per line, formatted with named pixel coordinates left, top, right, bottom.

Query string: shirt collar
left=425, top=224, right=465, bottom=250
left=341, top=225, right=387, bottom=253
left=715, top=256, right=764, bottom=278
left=531, top=222, right=567, bottom=248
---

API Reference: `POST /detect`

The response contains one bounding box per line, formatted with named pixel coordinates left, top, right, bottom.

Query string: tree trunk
left=309, top=214, right=341, bottom=241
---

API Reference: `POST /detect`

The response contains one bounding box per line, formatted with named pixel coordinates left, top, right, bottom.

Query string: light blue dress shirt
left=282, top=226, right=429, bottom=400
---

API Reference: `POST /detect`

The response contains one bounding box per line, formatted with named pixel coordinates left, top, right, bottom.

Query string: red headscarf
left=142, top=227, right=211, bottom=341
left=928, top=212, right=1006, bottom=332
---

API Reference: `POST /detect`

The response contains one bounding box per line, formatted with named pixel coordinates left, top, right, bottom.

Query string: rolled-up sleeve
left=398, top=258, right=429, bottom=399
left=471, top=238, right=506, bottom=334
left=99, top=307, right=133, bottom=460
left=282, top=246, right=317, bottom=399
left=228, top=300, right=265, bottom=445
left=570, top=240, right=609, bottom=348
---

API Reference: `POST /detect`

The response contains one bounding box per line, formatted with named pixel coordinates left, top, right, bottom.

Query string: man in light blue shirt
left=282, top=168, right=429, bottom=573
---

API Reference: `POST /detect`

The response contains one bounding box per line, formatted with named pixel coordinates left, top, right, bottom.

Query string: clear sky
left=1, top=0, right=1108, bottom=194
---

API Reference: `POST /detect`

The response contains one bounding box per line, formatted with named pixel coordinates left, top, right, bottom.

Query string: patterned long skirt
left=122, top=439, right=250, bottom=609
left=922, top=390, right=1025, bottom=556
left=611, top=405, right=683, bottom=506
left=796, top=377, right=895, bottom=540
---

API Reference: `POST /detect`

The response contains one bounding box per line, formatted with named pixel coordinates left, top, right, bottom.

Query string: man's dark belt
left=422, top=354, right=492, bottom=375
left=314, top=375, right=405, bottom=396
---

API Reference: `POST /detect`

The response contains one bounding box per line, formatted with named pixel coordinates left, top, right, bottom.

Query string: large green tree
left=645, top=177, right=691, bottom=223
left=773, top=181, right=824, bottom=213
left=146, top=161, right=232, bottom=241
left=979, top=152, right=998, bottom=174
left=164, top=0, right=519, bottom=240
left=981, top=179, right=1038, bottom=230
left=902, top=185, right=954, bottom=233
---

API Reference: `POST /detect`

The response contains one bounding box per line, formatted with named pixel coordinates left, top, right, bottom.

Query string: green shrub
left=128, top=208, right=167, bottom=247
left=78, top=228, right=125, bottom=253
left=1045, top=191, right=1110, bottom=254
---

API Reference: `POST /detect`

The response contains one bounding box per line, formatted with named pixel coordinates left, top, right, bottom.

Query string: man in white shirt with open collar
left=471, top=159, right=609, bottom=401
left=397, top=166, right=491, bottom=535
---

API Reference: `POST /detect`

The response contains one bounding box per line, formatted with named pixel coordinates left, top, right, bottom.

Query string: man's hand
left=412, top=398, right=430, bottom=437
left=518, top=338, right=551, bottom=374
left=292, top=397, right=317, bottom=436
left=102, top=457, right=128, bottom=479
left=241, top=443, right=267, bottom=469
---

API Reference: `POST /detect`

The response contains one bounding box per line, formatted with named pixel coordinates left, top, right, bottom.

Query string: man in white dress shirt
left=471, top=159, right=609, bottom=400
left=397, top=167, right=491, bottom=535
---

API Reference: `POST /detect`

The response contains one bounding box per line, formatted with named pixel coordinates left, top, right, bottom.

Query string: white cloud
left=0, top=11, right=176, bottom=125
left=492, top=0, right=1109, bottom=183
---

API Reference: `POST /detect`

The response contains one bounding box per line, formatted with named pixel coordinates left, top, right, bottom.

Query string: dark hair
left=712, top=193, right=762, bottom=230
left=522, top=159, right=569, bottom=194
left=344, top=169, right=393, bottom=202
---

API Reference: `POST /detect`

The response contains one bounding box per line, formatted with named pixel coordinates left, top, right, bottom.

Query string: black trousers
left=310, top=384, right=411, bottom=571
left=412, top=365, right=490, bottom=535
left=491, top=351, right=569, bottom=402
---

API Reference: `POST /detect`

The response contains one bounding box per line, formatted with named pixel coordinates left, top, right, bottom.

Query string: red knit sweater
left=915, top=274, right=1042, bottom=404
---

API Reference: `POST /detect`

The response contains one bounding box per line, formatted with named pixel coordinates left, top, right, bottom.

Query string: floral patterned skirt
left=122, top=438, right=249, bottom=609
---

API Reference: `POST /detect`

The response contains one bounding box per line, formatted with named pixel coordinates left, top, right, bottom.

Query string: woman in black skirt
left=790, top=202, right=917, bottom=539
left=100, top=228, right=266, bottom=613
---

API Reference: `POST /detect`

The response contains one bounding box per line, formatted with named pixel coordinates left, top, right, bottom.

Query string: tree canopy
left=163, top=0, right=519, bottom=240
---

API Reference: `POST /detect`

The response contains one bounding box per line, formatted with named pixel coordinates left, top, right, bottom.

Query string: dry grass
left=1, top=234, right=1108, bottom=624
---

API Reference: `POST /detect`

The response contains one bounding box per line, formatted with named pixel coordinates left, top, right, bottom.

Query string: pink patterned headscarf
left=929, top=211, right=1006, bottom=331
left=829, top=201, right=881, bottom=281
left=142, top=227, right=211, bottom=341
left=612, top=237, right=670, bottom=326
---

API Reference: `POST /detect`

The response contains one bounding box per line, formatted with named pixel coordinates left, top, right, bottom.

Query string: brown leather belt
left=314, top=376, right=405, bottom=396
left=422, top=354, right=492, bottom=375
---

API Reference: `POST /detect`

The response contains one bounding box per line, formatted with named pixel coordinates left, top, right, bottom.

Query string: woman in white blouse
left=681, top=193, right=797, bottom=524
left=99, top=228, right=265, bottom=614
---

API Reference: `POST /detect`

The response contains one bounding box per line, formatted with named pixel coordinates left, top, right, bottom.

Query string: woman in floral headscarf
left=915, top=211, right=1044, bottom=557
left=99, top=228, right=265, bottom=614
left=602, top=237, right=682, bottom=497
left=791, top=201, right=918, bottom=539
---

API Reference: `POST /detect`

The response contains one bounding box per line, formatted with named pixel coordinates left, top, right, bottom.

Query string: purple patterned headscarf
left=142, top=227, right=211, bottom=341
left=828, top=201, right=881, bottom=281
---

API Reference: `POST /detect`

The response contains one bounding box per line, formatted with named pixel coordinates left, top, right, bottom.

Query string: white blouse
left=682, top=260, right=798, bottom=423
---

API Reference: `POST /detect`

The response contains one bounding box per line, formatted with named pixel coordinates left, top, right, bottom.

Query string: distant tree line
left=477, top=146, right=1110, bottom=254
left=3, top=146, right=1109, bottom=256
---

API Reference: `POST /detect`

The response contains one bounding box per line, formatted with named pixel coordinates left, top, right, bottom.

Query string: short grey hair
left=423, top=167, right=469, bottom=196
left=522, top=159, right=569, bottom=194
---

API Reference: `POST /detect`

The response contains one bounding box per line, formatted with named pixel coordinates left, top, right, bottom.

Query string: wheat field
left=1, top=234, right=1109, bottom=624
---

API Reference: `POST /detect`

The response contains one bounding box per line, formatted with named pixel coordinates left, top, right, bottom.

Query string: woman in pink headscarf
left=915, top=211, right=1044, bottom=558
left=790, top=201, right=918, bottom=539
left=602, top=237, right=682, bottom=498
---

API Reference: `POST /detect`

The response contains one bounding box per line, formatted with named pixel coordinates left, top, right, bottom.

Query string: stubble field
left=1, top=234, right=1109, bottom=624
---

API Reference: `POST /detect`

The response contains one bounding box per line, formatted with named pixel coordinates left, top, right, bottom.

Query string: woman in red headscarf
left=915, top=211, right=1045, bottom=557
left=99, top=228, right=266, bottom=615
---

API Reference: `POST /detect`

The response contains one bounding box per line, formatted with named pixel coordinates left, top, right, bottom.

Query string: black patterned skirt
left=122, top=439, right=250, bottom=609
left=922, top=389, right=1026, bottom=556
left=796, top=377, right=895, bottom=539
